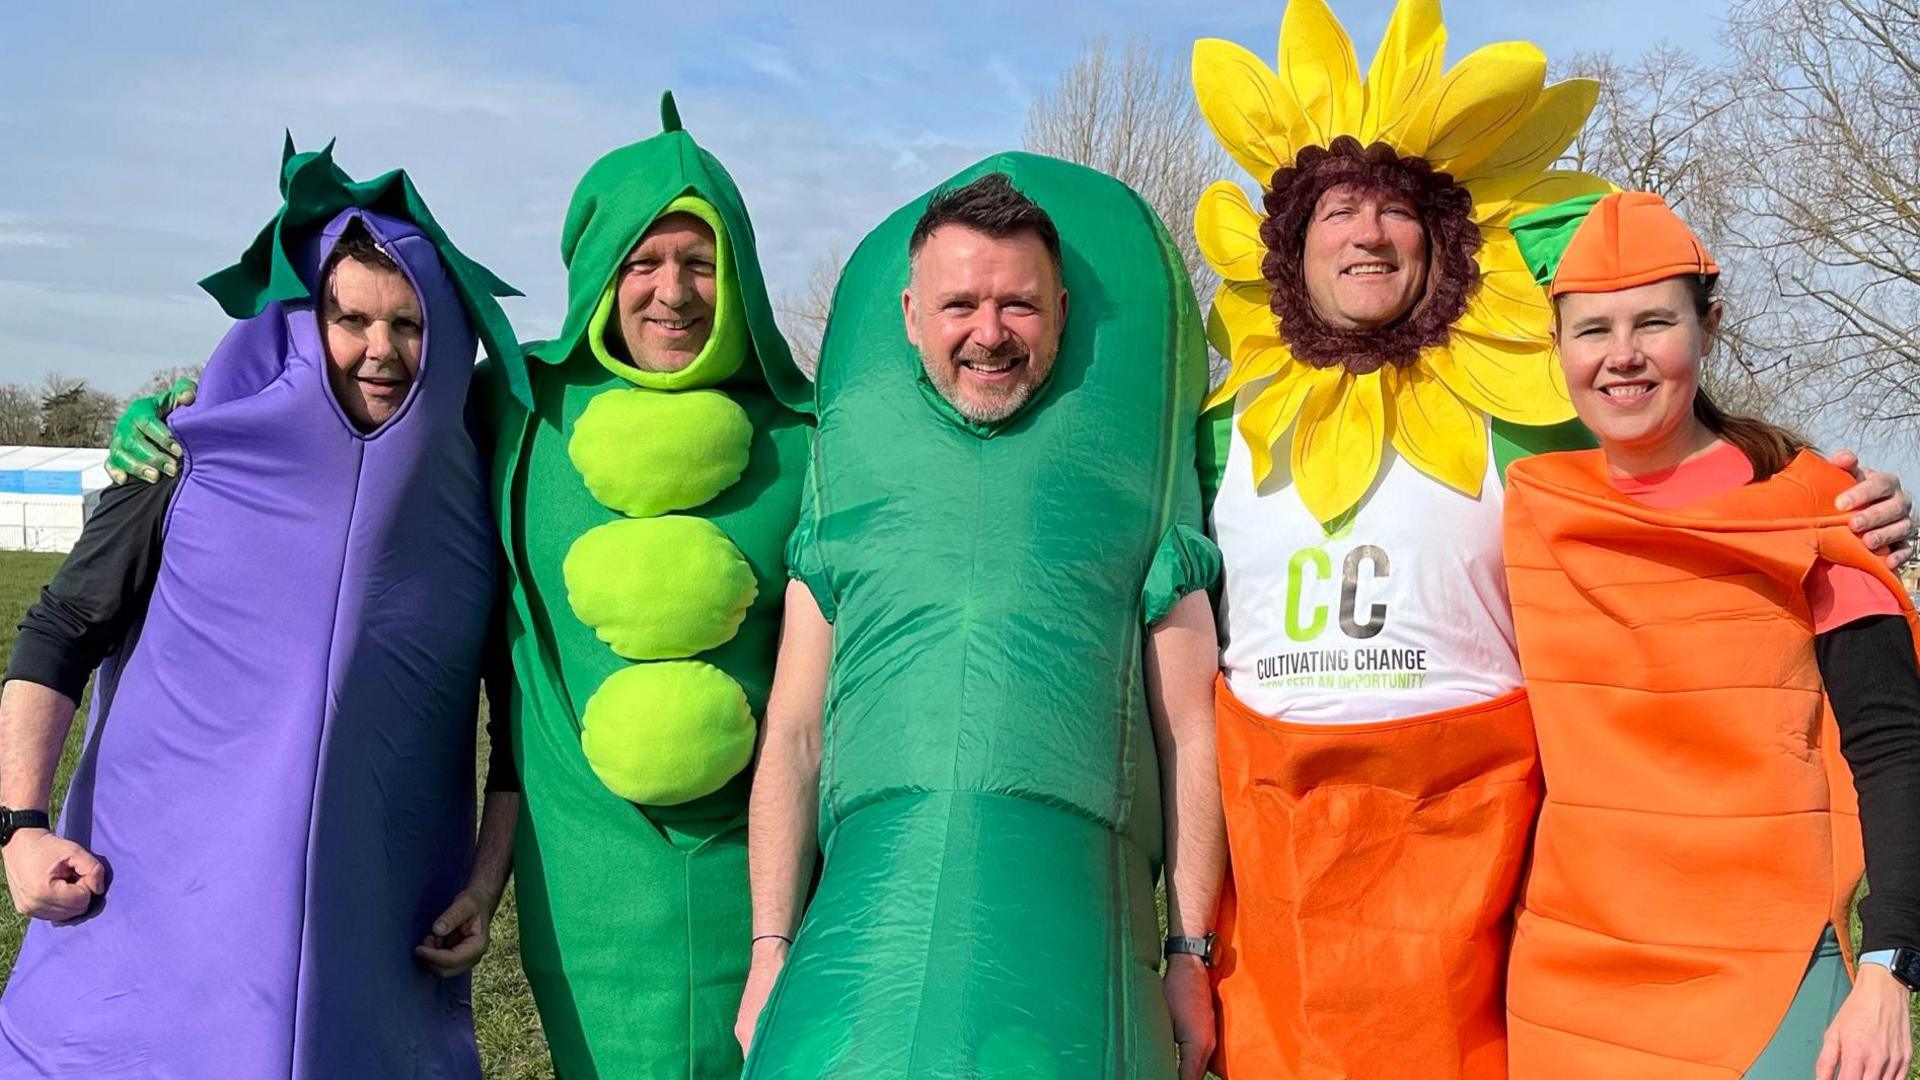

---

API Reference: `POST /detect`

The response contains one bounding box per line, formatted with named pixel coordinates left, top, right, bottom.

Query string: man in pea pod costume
left=468, top=93, right=813, bottom=1077
left=741, top=157, right=1226, bottom=1078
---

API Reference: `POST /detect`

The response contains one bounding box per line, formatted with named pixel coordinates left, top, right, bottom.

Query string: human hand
left=734, top=936, right=789, bottom=1056
left=2, top=829, right=107, bottom=921
left=1163, top=954, right=1216, bottom=1080
left=106, top=377, right=195, bottom=485
left=413, top=887, right=496, bottom=977
left=1814, top=963, right=1911, bottom=1079
left=1830, top=450, right=1914, bottom=569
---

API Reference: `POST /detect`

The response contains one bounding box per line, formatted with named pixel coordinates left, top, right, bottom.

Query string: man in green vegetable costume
left=472, top=93, right=812, bottom=1078
left=738, top=161, right=1228, bottom=1079
left=105, top=95, right=814, bottom=1079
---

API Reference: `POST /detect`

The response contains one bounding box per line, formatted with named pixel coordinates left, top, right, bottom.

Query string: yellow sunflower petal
left=1193, top=38, right=1313, bottom=185
left=1360, top=0, right=1447, bottom=149
left=1195, top=181, right=1268, bottom=283
left=1208, top=335, right=1294, bottom=410
left=1430, top=330, right=1575, bottom=426
left=1205, top=302, right=1233, bottom=357
left=1401, top=41, right=1547, bottom=175
left=1278, top=0, right=1363, bottom=146
left=1387, top=360, right=1488, bottom=497
left=1466, top=168, right=1614, bottom=227
left=1210, top=279, right=1276, bottom=354
left=1460, top=234, right=1552, bottom=344
left=1293, top=370, right=1387, bottom=524
left=1236, top=359, right=1329, bottom=482
left=1459, top=78, right=1600, bottom=182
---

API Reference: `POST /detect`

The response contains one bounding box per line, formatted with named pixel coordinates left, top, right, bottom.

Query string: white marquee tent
left=0, top=445, right=111, bottom=553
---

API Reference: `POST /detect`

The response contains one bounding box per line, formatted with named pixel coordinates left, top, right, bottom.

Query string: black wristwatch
left=1888, top=948, right=1920, bottom=992
left=0, top=807, right=51, bottom=847
left=1164, top=932, right=1216, bottom=968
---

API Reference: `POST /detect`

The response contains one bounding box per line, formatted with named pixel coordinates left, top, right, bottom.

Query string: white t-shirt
left=1212, top=393, right=1522, bottom=724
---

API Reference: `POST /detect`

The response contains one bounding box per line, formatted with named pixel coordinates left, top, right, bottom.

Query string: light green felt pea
left=580, top=660, right=755, bottom=805
left=563, top=515, right=759, bottom=659
left=568, top=386, right=753, bottom=518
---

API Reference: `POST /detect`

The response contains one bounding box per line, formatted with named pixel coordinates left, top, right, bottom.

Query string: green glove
left=107, top=377, right=195, bottom=485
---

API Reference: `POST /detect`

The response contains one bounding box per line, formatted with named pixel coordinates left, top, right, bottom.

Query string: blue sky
left=0, top=1, right=1726, bottom=388
left=30, top=2, right=1909, bottom=485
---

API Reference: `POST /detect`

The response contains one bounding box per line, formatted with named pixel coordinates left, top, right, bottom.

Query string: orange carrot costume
left=1212, top=683, right=1539, bottom=1079
left=1502, top=445, right=1920, bottom=1078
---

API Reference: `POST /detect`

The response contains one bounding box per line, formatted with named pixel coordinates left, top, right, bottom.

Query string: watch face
left=1894, top=949, right=1920, bottom=991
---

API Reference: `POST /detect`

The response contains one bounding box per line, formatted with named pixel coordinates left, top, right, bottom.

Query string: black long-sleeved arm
left=481, top=585, right=519, bottom=794
left=1818, top=613, right=1920, bottom=953
left=4, top=475, right=178, bottom=701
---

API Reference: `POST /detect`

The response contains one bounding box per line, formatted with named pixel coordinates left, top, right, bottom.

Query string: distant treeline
left=0, top=367, right=199, bottom=449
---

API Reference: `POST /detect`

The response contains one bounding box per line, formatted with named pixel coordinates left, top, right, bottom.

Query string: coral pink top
left=1609, top=441, right=1900, bottom=632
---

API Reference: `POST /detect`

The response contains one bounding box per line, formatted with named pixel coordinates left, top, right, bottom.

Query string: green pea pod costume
left=744, top=153, right=1220, bottom=1078
left=475, top=93, right=812, bottom=1078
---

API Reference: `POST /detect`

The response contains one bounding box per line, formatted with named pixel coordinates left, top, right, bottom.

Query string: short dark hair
left=321, top=218, right=402, bottom=285
left=907, top=172, right=1062, bottom=271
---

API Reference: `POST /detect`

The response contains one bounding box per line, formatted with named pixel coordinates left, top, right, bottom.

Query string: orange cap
left=1548, top=191, right=1718, bottom=297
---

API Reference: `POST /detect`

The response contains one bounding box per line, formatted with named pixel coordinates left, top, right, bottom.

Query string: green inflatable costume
left=743, top=153, right=1220, bottom=1078
left=475, top=94, right=812, bottom=1078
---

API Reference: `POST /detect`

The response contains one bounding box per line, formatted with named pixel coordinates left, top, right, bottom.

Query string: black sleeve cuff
left=3, top=623, right=92, bottom=704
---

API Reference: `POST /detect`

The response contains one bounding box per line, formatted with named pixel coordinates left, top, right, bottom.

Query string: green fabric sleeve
left=1144, top=428, right=1223, bottom=626
left=783, top=444, right=836, bottom=624
left=1142, top=522, right=1222, bottom=626
left=1491, top=416, right=1597, bottom=486
left=1197, top=399, right=1233, bottom=522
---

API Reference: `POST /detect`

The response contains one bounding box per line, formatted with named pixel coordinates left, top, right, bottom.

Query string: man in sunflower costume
left=1187, top=2, right=1914, bottom=1077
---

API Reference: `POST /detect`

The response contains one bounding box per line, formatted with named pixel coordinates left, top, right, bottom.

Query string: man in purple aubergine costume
left=0, top=140, right=528, bottom=1078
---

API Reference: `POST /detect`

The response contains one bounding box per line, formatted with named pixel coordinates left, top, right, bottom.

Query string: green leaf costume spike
left=744, top=153, right=1220, bottom=1078
left=477, top=92, right=811, bottom=1078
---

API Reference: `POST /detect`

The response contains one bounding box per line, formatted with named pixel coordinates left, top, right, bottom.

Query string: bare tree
left=1716, top=0, right=1920, bottom=438
left=1024, top=35, right=1227, bottom=303
left=1551, top=49, right=1798, bottom=422
left=36, top=373, right=119, bottom=448
left=0, top=384, right=40, bottom=445
left=136, top=364, right=204, bottom=399
left=777, top=251, right=842, bottom=379
left=1558, top=48, right=1737, bottom=224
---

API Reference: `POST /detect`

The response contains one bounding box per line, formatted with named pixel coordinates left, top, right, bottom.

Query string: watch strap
left=0, top=808, right=51, bottom=846
left=1164, top=933, right=1216, bottom=967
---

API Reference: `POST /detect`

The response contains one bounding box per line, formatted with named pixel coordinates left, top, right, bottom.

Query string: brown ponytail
left=1681, top=276, right=1807, bottom=481
left=1691, top=391, right=1805, bottom=481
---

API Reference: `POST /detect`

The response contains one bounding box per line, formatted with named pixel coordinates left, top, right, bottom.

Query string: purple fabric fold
left=0, top=209, right=494, bottom=1079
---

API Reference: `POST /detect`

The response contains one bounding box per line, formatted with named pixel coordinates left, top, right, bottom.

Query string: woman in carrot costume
left=1502, top=190, right=1920, bottom=1079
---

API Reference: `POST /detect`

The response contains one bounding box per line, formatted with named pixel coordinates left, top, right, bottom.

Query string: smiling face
left=322, top=255, right=424, bottom=432
left=903, top=224, right=1067, bottom=424
left=1555, top=276, right=1724, bottom=469
left=1300, top=183, right=1430, bottom=332
left=613, top=212, right=719, bottom=373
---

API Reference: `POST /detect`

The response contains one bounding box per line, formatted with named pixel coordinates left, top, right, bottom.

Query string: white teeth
left=1603, top=384, right=1652, bottom=399
left=1347, top=264, right=1392, bottom=275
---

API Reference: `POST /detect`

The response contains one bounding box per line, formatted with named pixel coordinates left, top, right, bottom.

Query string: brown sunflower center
left=1259, top=135, right=1479, bottom=376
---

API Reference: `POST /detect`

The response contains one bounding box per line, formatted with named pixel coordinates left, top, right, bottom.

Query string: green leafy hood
left=530, top=92, right=812, bottom=415
left=200, top=135, right=531, bottom=408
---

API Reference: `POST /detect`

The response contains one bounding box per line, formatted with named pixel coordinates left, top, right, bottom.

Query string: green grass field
left=0, top=548, right=1911, bottom=1078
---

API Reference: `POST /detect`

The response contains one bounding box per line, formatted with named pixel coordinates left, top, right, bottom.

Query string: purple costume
left=0, top=209, right=493, bottom=1078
